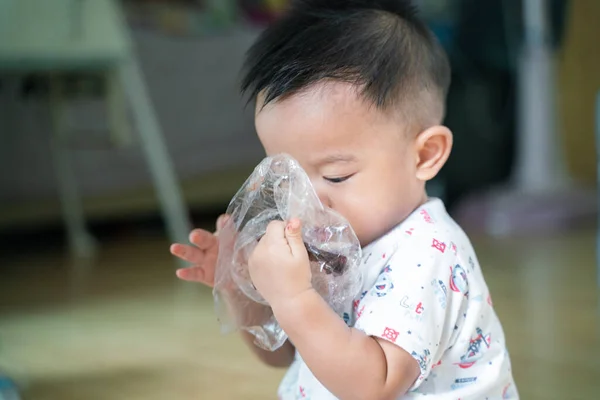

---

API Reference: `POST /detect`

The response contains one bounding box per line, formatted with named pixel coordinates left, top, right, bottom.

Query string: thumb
left=285, top=218, right=306, bottom=257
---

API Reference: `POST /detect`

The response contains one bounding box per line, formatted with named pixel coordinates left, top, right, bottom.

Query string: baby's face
left=255, top=82, right=427, bottom=246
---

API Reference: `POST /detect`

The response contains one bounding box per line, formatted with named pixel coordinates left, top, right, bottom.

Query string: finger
left=170, top=243, right=207, bottom=264
left=284, top=218, right=306, bottom=257
left=189, top=229, right=217, bottom=250
left=176, top=267, right=212, bottom=286
left=216, top=214, right=231, bottom=233
left=263, top=220, right=286, bottom=241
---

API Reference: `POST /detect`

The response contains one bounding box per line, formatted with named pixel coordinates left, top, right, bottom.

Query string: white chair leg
left=106, top=68, right=133, bottom=148
left=118, top=56, right=192, bottom=260
left=48, top=75, right=97, bottom=259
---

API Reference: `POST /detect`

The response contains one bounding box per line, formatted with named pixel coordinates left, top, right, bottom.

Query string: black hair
left=241, top=0, right=451, bottom=118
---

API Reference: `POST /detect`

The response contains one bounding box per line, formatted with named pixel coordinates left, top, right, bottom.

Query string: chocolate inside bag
left=212, top=154, right=363, bottom=351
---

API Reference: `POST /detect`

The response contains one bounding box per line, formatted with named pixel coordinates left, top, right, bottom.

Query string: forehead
left=254, top=82, right=401, bottom=161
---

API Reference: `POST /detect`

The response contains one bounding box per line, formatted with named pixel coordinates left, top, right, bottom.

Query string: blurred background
left=0, top=0, right=598, bottom=399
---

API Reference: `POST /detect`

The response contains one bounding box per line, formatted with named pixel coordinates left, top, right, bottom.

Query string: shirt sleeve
left=353, top=231, right=467, bottom=391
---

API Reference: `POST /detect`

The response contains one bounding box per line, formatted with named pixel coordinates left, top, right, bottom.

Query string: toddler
left=171, top=0, right=518, bottom=398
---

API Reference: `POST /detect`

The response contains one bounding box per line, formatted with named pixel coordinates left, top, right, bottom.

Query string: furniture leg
left=596, top=91, right=600, bottom=289
left=106, top=67, right=133, bottom=148
left=118, top=56, right=192, bottom=256
left=48, top=75, right=97, bottom=259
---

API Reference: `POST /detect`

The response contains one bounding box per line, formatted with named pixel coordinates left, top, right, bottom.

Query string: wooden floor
left=1, top=224, right=599, bottom=399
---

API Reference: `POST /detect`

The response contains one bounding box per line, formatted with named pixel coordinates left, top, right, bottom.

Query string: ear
left=414, top=125, right=453, bottom=181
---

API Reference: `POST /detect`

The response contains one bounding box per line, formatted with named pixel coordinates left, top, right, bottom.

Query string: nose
left=319, top=193, right=331, bottom=208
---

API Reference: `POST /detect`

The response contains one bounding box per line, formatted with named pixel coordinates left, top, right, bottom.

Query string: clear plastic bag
left=213, top=154, right=363, bottom=351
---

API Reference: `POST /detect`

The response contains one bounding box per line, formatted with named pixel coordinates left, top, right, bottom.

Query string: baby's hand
left=248, top=219, right=313, bottom=307
left=170, top=214, right=229, bottom=287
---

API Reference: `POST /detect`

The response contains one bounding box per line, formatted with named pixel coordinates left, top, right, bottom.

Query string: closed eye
left=324, top=175, right=353, bottom=183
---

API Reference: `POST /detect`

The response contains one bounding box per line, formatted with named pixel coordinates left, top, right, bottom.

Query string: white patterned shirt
left=277, top=198, right=518, bottom=399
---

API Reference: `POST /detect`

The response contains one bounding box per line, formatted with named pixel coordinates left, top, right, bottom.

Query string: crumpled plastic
left=213, top=154, right=363, bottom=351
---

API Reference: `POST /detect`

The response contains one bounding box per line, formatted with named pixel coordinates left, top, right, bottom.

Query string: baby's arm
left=172, top=217, right=296, bottom=369
left=241, top=332, right=295, bottom=368
left=273, top=291, right=419, bottom=399
left=228, top=293, right=296, bottom=368
left=249, top=219, right=462, bottom=398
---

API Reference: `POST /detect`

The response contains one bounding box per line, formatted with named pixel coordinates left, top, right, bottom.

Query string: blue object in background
left=429, top=22, right=455, bottom=50
left=0, top=374, right=21, bottom=400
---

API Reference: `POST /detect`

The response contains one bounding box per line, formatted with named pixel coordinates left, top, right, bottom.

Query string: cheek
left=328, top=190, right=375, bottom=241
left=312, top=183, right=360, bottom=228
left=335, top=175, right=409, bottom=244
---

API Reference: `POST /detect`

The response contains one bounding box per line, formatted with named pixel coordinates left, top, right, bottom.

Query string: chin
left=357, top=235, right=378, bottom=248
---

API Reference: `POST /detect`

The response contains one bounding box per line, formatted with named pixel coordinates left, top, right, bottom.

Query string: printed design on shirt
left=487, top=294, right=494, bottom=307
left=415, top=302, right=425, bottom=315
left=470, top=294, right=483, bottom=302
left=449, top=264, right=469, bottom=297
left=450, top=242, right=458, bottom=254
left=356, top=305, right=366, bottom=320
left=450, top=377, right=478, bottom=390
left=456, top=328, right=491, bottom=369
left=502, top=382, right=515, bottom=399
left=432, top=238, right=446, bottom=253
left=382, top=327, right=400, bottom=343
left=405, top=227, right=415, bottom=236
left=411, top=348, right=431, bottom=373
left=468, top=256, right=476, bottom=270
left=298, top=385, right=310, bottom=399
left=404, top=304, right=425, bottom=323
left=400, top=295, right=411, bottom=309
left=352, top=290, right=369, bottom=312
left=342, top=312, right=351, bottom=326
left=372, top=271, right=394, bottom=297
left=432, top=279, right=448, bottom=309
left=420, top=208, right=434, bottom=223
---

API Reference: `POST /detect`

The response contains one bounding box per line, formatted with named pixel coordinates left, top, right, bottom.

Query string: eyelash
left=324, top=175, right=353, bottom=184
